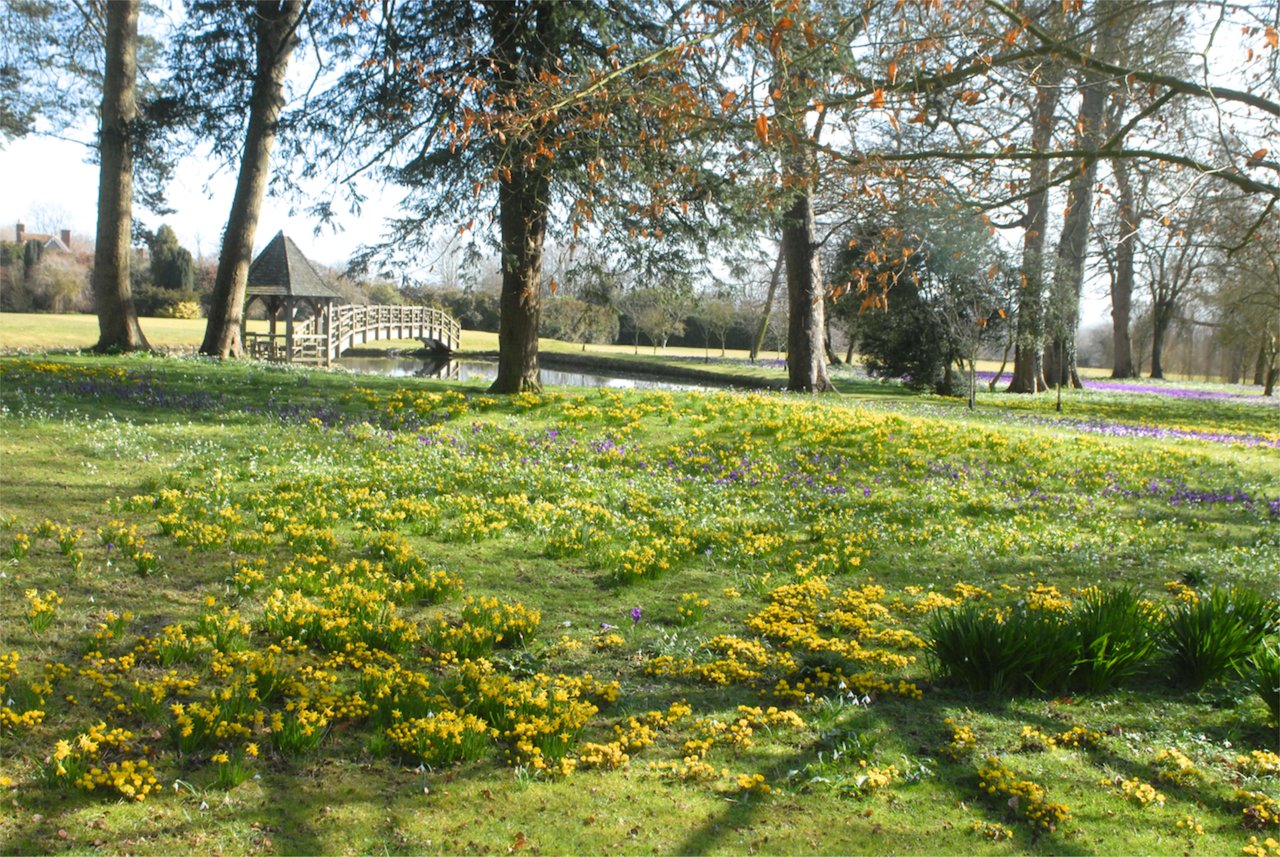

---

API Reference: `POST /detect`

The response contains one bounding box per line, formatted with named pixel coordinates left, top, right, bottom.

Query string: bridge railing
left=328, top=304, right=461, bottom=353
left=257, top=304, right=461, bottom=364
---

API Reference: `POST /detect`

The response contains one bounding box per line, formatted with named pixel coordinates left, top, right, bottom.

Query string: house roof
left=245, top=232, right=342, bottom=300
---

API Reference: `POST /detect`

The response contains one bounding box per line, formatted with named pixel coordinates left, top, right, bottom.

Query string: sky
left=1, top=130, right=393, bottom=268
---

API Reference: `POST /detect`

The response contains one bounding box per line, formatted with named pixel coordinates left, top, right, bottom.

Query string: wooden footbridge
left=239, top=232, right=460, bottom=367
left=244, top=303, right=461, bottom=366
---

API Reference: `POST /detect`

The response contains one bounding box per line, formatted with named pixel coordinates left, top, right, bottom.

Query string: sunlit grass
left=0, top=353, right=1275, bottom=855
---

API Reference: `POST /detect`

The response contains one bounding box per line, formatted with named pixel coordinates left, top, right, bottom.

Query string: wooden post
left=268, top=298, right=279, bottom=360
left=322, top=301, right=332, bottom=367
left=241, top=295, right=252, bottom=355
left=285, top=299, right=294, bottom=362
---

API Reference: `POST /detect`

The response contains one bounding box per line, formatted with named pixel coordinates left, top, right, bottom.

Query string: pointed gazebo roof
left=245, top=232, right=342, bottom=300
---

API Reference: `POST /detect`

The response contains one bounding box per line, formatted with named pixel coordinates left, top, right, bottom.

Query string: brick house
left=14, top=222, right=72, bottom=253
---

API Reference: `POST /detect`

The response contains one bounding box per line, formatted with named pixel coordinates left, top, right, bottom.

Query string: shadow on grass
left=670, top=691, right=1097, bottom=857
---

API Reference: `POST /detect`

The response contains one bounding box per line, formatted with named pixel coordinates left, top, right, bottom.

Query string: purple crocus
left=630, top=607, right=643, bottom=626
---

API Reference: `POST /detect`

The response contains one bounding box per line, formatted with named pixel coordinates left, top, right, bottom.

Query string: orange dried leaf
left=754, top=114, right=771, bottom=145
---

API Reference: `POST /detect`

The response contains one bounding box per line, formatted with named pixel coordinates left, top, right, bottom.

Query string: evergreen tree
left=149, top=224, right=195, bottom=291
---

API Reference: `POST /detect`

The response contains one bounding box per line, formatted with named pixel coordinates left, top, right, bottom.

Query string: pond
left=337, top=354, right=708, bottom=391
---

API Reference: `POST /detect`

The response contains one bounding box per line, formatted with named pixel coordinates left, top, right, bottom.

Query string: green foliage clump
left=1070, top=586, right=1157, bottom=693
left=1160, top=587, right=1279, bottom=689
left=1247, top=640, right=1280, bottom=726
left=927, top=603, right=1075, bottom=695
left=929, top=586, right=1276, bottom=697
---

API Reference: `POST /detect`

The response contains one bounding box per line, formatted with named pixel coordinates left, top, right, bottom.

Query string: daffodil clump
left=1176, top=815, right=1207, bottom=836
left=385, top=709, right=490, bottom=766
left=30, top=520, right=86, bottom=572
left=843, top=760, right=901, bottom=798
left=1236, top=750, right=1280, bottom=778
left=1239, top=790, right=1280, bottom=830
left=970, top=819, right=1015, bottom=841
left=1243, top=836, right=1280, bottom=857
left=436, top=658, right=619, bottom=772
left=210, top=742, right=258, bottom=789
left=977, top=756, right=1070, bottom=832
left=424, top=596, right=541, bottom=659
left=941, top=717, right=977, bottom=761
left=676, top=592, right=709, bottom=625
left=45, top=721, right=159, bottom=801
left=647, top=705, right=802, bottom=793
left=1154, top=747, right=1203, bottom=786
left=1106, top=775, right=1166, bottom=807
left=1, top=652, right=46, bottom=731
left=575, top=701, right=691, bottom=771
left=1024, top=583, right=1073, bottom=613
left=650, top=575, right=924, bottom=704
left=8, top=529, right=32, bottom=559
left=1019, top=724, right=1105, bottom=752
left=24, top=588, right=61, bottom=634
left=735, top=771, right=771, bottom=794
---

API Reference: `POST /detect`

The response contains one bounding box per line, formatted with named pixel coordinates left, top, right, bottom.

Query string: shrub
left=1160, top=587, right=1279, bottom=689
left=1070, top=586, right=1157, bottom=692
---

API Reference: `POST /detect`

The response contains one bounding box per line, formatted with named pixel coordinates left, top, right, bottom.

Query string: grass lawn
left=0, top=350, right=1277, bottom=856
left=0, top=312, right=787, bottom=364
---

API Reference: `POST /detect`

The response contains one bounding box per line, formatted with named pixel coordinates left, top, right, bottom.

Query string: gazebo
left=241, top=232, right=343, bottom=365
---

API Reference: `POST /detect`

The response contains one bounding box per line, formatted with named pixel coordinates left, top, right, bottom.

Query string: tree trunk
left=1110, top=159, right=1139, bottom=378
left=781, top=182, right=835, bottom=393
left=201, top=0, right=302, bottom=359
left=1254, top=341, right=1268, bottom=385
left=1043, top=342, right=1062, bottom=388
left=1264, top=336, right=1279, bottom=396
left=967, top=355, right=976, bottom=410
left=1226, top=345, right=1243, bottom=385
left=1047, top=73, right=1106, bottom=390
left=751, top=244, right=784, bottom=362
left=490, top=165, right=549, bottom=393
left=92, top=0, right=149, bottom=353
left=990, top=338, right=1012, bottom=391
left=488, top=0, right=551, bottom=393
left=1008, top=66, right=1065, bottom=393
left=824, top=310, right=841, bottom=365
left=1150, top=305, right=1170, bottom=379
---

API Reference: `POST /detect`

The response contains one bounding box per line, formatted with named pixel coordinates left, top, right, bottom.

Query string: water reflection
left=337, top=354, right=706, bottom=391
